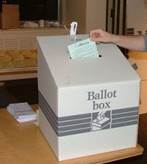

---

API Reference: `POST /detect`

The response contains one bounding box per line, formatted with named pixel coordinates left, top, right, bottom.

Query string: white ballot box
left=37, top=35, right=140, bottom=161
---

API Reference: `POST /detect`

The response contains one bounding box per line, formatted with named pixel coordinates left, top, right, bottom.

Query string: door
left=106, top=0, right=126, bottom=35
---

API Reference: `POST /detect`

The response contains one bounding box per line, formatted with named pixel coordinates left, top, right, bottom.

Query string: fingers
left=90, top=30, right=102, bottom=43
left=90, top=29, right=112, bottom=43
left=90, top=29, right=101, bottom=38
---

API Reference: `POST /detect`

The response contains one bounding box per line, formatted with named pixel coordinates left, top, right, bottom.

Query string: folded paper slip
left=7, top=102, right=37, bottom=122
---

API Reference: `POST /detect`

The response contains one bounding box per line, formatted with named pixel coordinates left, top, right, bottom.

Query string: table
left=0, top=109, right=144, bottom=164
left=0, top=109, right=143, bottom=164
left=0, top=69, right=37, bottom=81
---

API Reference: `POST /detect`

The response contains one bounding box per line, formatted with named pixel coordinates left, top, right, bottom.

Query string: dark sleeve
left=144, top=35, right=147, bottom=51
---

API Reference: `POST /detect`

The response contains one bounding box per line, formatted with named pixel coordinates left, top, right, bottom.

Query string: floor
left=0, top=78, right=38, bottom=108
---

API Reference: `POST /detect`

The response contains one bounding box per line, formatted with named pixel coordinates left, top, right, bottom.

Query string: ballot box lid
left=37, top=35, right=140, bottom=87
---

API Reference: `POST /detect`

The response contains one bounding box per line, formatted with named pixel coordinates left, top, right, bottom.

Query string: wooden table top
left=0, top=109, right=144, bottom=164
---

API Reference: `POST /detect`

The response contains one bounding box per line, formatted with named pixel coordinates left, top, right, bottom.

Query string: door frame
left=106, top=0, right=126, bottom=35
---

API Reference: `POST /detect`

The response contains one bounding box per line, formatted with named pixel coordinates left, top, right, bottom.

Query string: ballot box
left=37, top=35, right=140, bottom=161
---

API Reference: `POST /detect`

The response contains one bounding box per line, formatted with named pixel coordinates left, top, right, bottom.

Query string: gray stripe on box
left=39, top=91, right=139, bottom=137
left=112, top=111, right=138, bottom=119
left=112, top=107, right=138, bottom=114
left=111, top=120, right=138, bottom=128
left=58, top=127, right=91, bottom=136
left=58, top=113, right=91, bottom=122
left=58, top=123, right=91, bottom=131
left=58, top=118, right=91, bottom=127
left=39, top=91, right=91, bottom=136
left=111, top=107, right=139, bottom=128
left=112, top=115, right=138, bottom=124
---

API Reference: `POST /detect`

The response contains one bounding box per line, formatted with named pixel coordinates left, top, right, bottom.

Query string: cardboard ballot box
left=37, top=35, right=140, bottom=161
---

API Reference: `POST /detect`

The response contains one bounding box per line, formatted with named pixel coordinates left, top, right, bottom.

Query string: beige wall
left=63, top=0, right=147, bottom=34
left=62, top=0, right=106, bottom=33
left=86, top=0, right=106, bottom=32
left=63, top=0, right=86, bottom=33
left=127, top=0, right=147, bottom=34
left=60, top=0, right=66, bottom=24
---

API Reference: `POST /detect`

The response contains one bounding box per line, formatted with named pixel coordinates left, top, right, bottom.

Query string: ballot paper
left=68, top=38, right=99, bottom=59
left=7, top=102, right=37, bottom=123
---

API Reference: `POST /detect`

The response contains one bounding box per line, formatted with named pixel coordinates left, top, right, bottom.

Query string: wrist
left=111, top=34, right=120, bottom=44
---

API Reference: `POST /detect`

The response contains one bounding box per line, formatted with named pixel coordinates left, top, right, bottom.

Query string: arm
left=90, top=29, right=145, bottom=51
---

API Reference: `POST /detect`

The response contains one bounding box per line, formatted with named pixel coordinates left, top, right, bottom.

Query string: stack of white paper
left=7, top=102, right=37, bottom=123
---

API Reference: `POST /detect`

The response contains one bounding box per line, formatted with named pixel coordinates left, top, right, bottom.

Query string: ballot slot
left=96, top=43, right=103, bottom=58
left=68, top=21, right=102, bottom=59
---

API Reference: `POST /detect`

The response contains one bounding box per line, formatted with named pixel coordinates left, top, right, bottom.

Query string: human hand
left=90, top=29, right=113, bottom=43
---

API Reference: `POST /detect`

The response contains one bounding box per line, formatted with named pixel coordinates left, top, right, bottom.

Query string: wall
left=63, top=0, right=86, bottom=33
left=62, top=0, right=106, bottom=33
left=127, top=0, right=147, bottom=34
left=60, top=0, right=67, bottom=25
left=86, top=0, right=106, bottom=32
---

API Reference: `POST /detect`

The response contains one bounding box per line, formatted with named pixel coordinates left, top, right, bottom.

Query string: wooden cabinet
left=0, top=27, right=67, bottom=50
left=0, top=27, right=67, bottom=81
left=0, top=4, right=19, bottom=29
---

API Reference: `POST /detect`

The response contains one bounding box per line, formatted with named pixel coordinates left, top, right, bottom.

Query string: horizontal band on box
left=39, top=91, right=139, bottom=137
